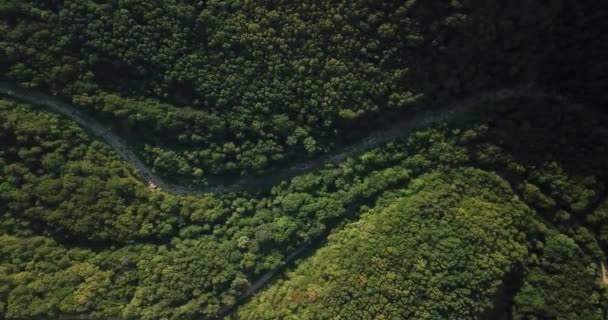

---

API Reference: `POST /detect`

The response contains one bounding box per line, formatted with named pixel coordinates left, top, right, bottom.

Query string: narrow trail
left=0, top=80, right=546, bottom=195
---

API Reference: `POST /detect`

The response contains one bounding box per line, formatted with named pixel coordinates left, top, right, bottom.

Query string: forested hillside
left=237, top=100, right=608, bottom=319
left=236, top=168, right=535, bottom=319
left=1, top=0, right=608, bottom=319
left=2, top=0, right=605, bottom=180
left=1, top=95, right=608, bottom=319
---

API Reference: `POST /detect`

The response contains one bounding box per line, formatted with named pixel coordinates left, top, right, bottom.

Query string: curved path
left=0, top=80, right=543, bottom=195
left=0, top=80, right=555, bottom=320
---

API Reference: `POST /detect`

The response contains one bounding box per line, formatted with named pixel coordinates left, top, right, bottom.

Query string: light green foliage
left=1, top=96, right=608, bottom=319
left=0, top=99, right=459, bottom=318
left=236, top=99, right=608, bottom=319
left=0, top=100, right=181, bottom=242
left=236, top=168, right=531, bottom=319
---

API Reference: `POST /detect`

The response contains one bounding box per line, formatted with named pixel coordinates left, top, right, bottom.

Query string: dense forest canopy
left=1, top=0, right=608, bottom=319
left=2, top=0, right=606, bottom=180
left=2, top=96, right=608, bottom=319
left=236, top=168, right=534, bottom=319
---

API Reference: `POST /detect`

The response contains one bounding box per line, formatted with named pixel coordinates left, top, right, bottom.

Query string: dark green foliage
left=537, top=1, right=608, bottom=105
left=513, top=232, right=603, bottom=319
left=3, top=0, right=597, bottom=179
left=588, top=200, right=608, bottom=249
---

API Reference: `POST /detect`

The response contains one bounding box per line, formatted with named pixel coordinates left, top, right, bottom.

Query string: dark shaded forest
left=1, top=0, right=606, bottom=180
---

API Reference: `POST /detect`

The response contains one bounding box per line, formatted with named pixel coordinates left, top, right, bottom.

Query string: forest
left=2, top=96, right=608, bottom=319
left=1, top=0, right=608, bottom=319
left=2, top=0, right=607, bottom=180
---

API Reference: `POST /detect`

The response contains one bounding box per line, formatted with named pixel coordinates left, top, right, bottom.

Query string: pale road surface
left=0, top=80, right=547, bottom=195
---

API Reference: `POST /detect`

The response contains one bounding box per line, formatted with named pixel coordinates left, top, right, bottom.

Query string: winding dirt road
left=0, top=80, right=556, bottom=320
left=0, top=80, right=546, bottom=195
